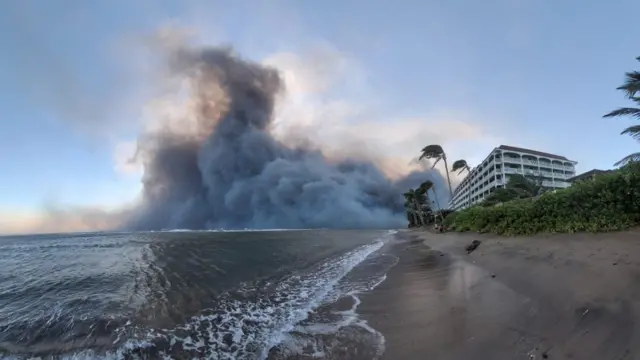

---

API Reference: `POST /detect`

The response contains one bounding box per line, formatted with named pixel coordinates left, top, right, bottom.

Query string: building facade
left=448, top=145, right=577, bottom=210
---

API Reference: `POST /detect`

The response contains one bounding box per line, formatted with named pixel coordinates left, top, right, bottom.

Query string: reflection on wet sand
left=361, top=229, right=640, bottom=360
left=359, top=240, right=545, bottom=360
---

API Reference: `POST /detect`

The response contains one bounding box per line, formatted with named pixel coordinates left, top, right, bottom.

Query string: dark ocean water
left=0, top=229, right=399, bottom=359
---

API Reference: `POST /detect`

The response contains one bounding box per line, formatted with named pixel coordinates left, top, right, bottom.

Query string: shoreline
left=357, top=229, right=640, bottom=359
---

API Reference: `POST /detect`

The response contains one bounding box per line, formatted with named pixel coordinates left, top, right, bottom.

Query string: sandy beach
left=359, top=229, right=640, bottom=360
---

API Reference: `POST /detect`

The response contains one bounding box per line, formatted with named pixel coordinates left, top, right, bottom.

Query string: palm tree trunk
left=431, top=188, right=441, bottom=210
left=443, top=156, right=453, bottom=199
left=413, top=201, right=422, bottom=226
left=416, top=203, right=425, bottom=226
left=431, top=189, right=445, bottom=223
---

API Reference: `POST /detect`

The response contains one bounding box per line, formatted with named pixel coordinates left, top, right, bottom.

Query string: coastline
left=358, top=229, right=640, bottom=360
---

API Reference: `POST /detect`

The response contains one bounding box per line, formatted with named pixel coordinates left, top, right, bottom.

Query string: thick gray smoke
left=127, top=45, right=449, bottom=230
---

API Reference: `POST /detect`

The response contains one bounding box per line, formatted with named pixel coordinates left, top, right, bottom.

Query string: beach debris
left=528, top=348, right=550, bottom=359
left=613, top=262, right=618, bottom=266
left=465, top=240, right=481, bottom=254
left=491, top=273, right=496, bottom=278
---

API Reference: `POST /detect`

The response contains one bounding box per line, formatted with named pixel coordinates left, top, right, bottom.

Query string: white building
left=448, top=145, right=577, bottom=210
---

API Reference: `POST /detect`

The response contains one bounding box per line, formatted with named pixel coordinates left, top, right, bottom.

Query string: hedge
left=445, top=163, right=640, bottom=235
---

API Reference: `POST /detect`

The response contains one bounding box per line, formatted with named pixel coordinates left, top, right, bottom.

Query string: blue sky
left=1, top=0, right=639, bottom=233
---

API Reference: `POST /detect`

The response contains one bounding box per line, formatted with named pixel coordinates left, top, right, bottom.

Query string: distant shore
left=358, top=228, right=640, bottom=360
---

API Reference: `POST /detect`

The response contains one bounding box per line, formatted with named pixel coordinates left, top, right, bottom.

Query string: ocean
left=0, top=229, right=400, bottom=359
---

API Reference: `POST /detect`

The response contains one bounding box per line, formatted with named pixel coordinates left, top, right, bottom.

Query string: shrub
left=442, top=211, right=458, bottom=228
left=448, top=163, right=640, bottom=235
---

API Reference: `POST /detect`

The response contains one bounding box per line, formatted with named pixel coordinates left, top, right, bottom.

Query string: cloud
left=262, top=46, right=503, bottom=181
left=5, top=22, right=505, bottom=233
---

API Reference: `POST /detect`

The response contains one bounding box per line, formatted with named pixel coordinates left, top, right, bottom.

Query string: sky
left=0, top=0, right=638, bottom=234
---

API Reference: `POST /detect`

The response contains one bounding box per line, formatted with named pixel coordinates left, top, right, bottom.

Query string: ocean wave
left=0, top=230, right=398, bottom=360
left=157, top=228, right=314, bottom=233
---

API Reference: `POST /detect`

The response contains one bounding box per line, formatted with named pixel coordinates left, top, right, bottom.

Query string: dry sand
left=359, top=228, right=640, bottom=360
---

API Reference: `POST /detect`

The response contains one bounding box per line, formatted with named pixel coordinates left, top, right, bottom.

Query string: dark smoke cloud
left=127, top=44, right=449, bottom=230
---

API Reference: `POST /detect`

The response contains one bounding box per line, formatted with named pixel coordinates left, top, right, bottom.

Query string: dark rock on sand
left=465, top=240, right=481, bottom=254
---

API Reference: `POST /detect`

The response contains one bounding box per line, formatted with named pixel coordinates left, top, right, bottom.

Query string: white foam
left=155, top=228, right=314, bottom=233
left=104, top=238, right=387, bottom=360
left=279, top=235, right=397, bottom=359
left=2, top=231, right=399, bottom=360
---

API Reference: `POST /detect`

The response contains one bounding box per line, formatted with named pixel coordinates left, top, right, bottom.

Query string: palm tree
left=451, top=159, right=471, bottom=208
left=451, top=159, right=471, bottom=175
left=418, top=180, right=442, bottom=224
left=616, top=56, right=640, bottom=98
left=403, top=189, right=420, bottom=227
left=603, top=56, right=640, bottom=166
left=414, top=187, right=428, bottom=226
left=405, top=185, right=435, bottom=227
left=419, top=145, right=453, bottom=198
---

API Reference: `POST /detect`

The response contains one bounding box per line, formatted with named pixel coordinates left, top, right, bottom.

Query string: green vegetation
left=440, top=56, right=640, bottom=235
left=481, top=174, right=546, bottom=208
left=445, top=163, right=640, bottom=235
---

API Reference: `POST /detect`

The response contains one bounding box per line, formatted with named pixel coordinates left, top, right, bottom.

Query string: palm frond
left=418, top=180, right=434, bottom=193
left=451, top=159, right=466, bottom=172
left=419, top=144, right=444, bottom=160
left=614, top=152, right=640, bottom=167
left=431, top=157, right=442, bottom=169
left=603, top=107, right=640, bottom=119
left=451, top=159, right=471, bottom=174
left=617, top=71, right=640, bottom=98
left=621, top=125, right=640, bottom=140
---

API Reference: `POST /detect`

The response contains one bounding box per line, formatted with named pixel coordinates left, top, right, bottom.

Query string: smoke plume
left=127, top=42, right=448, bottom=230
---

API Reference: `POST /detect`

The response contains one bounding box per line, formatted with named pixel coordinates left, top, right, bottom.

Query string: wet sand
left=359, top=229, right=640, bottom=360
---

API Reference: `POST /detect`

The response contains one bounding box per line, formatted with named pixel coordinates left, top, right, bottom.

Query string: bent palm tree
left=419, top=145, right=453, bottom=198
left=418, top=180, right=438, bottom=209
left=451, top=159, right=471, bottom=175
left=451, top=159, right=471, bottom=208
left=603, top=56, right=640, bottom=166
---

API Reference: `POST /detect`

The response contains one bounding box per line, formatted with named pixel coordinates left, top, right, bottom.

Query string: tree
left=507, top=174, right=544, bottom=197
left=419, top=145, right=453, bottom=198
left=451, top=159, right=472, bottom=208
left=603, top=56, right=640, bottom=166
left=404, top=185, right=434, bottom=227
left=481, top=174, right=543, bottom=207
left=418, top=180, right=441, bottom=224
left=451, top=159, right=471, bottom=175
left=403, top=189, right=422, bottom=227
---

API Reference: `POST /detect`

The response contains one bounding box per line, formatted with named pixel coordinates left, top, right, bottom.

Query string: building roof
left=566, top=169, right=613, bottom=182
left=497, top=145, right=570, bottom=161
